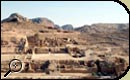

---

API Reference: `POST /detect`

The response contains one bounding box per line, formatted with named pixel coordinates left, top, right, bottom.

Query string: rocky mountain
left=2, top=13, right=29, bottom=23
left=1, top=13, right=129, bottom=34
left=2, top=13, right=55, bottom=28
left=61, top=24, right=74, bottom=31
left=31, top=17, right=54, bottom=27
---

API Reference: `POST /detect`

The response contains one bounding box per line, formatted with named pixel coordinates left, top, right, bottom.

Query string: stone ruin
left=66, top=46, right=86, bottom=57
left=1, top=29, right=129, bottom=79
left=9, top=57, right=126, bottom=78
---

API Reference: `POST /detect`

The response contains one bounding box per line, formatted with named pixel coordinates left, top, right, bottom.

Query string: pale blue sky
left=1, top=1, right=129, bottom=27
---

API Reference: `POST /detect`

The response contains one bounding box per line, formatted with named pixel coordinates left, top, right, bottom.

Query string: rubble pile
left=66, top=47, right=85, bottom=57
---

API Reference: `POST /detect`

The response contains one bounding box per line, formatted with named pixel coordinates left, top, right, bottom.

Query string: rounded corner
left=113, top=64, right=130, bottom=80
left=113, top=0, right=130, bottom=14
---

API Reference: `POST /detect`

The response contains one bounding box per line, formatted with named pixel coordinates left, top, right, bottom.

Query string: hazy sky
left=1, top=1, right=129, bottom=27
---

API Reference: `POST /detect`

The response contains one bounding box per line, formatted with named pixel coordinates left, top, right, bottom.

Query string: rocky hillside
left=31, top=17, right=54, bottom=27
left=2, top=13, right=29, bottom=23
left=2, top=13, right=55, bottom=28
left=75, top=23, right=129, bottom=33
left=75, top=23, right=129, bottom=42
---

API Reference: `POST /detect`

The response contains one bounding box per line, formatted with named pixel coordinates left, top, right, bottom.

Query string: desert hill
left=75, top=23, right=129, bottom=33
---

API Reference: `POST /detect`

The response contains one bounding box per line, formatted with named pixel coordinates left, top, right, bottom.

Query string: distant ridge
left=1, top=13, right=129, bottom=33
